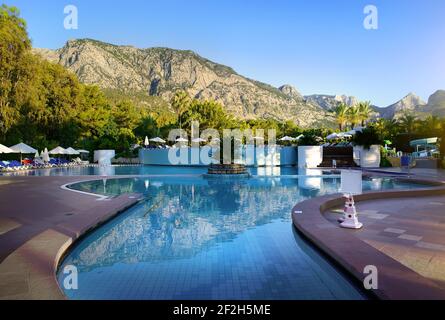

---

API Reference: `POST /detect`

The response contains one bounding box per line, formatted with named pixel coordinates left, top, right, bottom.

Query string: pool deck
left=1, top=168, right=445, bottom=299
left=292, top=168, right=445, bottom=299
left=0, top=175, right=142, bottom=299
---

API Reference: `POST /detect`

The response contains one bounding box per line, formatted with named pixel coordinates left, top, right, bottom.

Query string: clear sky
left=5, top=0, right=445, bottom=106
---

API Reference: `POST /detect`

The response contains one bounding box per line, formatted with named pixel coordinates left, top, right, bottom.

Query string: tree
left=179, top=99, right=234, bottom=133
left=279, top=120, right=301, bottom=137
left=358, top=101, right=372, bottom=126
left=334, top=103, right=349, bottom=131
left=373, top=118, right=399, bottom=140
left=398, top=113, right=417, bottom=133
left=352, top=126, right=383, bottom=150
left=347, top=105, right=361, bottom=129
left=0, top=5, right=31, bottom=139
left=421, top=115, right=442, bottom=137
left=171, top=90, right=191, bottom=129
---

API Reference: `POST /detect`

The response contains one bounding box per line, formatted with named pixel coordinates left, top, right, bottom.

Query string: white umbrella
left=10, top=142, right=38, bottom=162
left=10, top=142, right=37, bottom=154
left=77, top=149, right=90, bottom=153
left=327, top=133, right=339, bottom=140
left=338, top=132, right=352, bottom=138
left=34, top=150, right=40, bottom=158
left=150, top=137, right=166, bottom=143
left=192, top=138, right=206, bottom=143
left=175, top=137, right=188, bottom=142
left=295, top=134, right=304, bottom=140
left=42, top=148, right=50, bottom=162
left=279, top=136, right=296, bottom=141
left=0, top=144, right=14, bottom=154
left=49, top=146, right=67, bottom=155
left=130, top=144, right=140, bottom=150
left=144, top=136, right=149, bottom=147
left=65, top=147, right=80, bottom=155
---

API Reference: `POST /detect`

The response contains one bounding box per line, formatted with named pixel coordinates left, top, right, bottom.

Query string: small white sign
left=340, top=170, right=363, bottom=195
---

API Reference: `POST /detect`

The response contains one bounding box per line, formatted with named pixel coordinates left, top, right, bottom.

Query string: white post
left=339, top=170, right=363, bottom=229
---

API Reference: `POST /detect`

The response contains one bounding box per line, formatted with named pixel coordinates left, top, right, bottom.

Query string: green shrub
left=298, top=134, right=322, bottom=146
left=352, top=127, right=383, bottom=150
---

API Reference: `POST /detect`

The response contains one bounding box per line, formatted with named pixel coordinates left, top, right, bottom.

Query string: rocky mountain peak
left=303, top=94, right=358, bottom=111
left=278, top=85, right=303, bottom=99
left=33, top=38, right=333, bottom=127
left=399, top=92, right=426, bottom=106
left=375, top=92, right=426, bottom=119
left=427, top=90, right=445, bottom=106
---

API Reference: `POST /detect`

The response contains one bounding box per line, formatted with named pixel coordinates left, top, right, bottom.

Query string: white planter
left=353, top=145, right=381, bottom=168
left=94, top=150, right=115, bottom=166
left=298, top=146, right=323, bottom=168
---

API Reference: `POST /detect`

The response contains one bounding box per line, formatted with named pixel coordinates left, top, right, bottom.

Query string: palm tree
left=398, top=113, right=417, bottom=133
left=347, top=105, right=361, bottom=129
left=374, top=118, right=399, bottom=140
left=358, top=101, right=372, bottom=126
left=423, top=115, right=441, bottom=135
left=171, top=90, right=191, bottom=129
left=334, top=103, right=349, bottom=131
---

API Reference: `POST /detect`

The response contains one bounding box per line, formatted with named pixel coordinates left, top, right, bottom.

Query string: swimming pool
left=57, top=174, right=424, bottom=300
left=1, top=165, right=318, bottom=176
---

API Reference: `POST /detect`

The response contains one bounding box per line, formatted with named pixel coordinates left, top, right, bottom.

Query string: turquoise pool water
left=1, top=165, right=344, bottom=177
left=57, top=174, right=423, bottom=300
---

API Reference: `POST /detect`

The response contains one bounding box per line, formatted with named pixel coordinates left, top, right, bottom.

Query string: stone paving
left=0, top=176, right=140, bottom=299
left=325, top=196, right=445, bottom=290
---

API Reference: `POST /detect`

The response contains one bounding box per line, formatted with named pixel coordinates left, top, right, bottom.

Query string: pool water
left=0, top=165, right=344, bottom=177
left=58, top=174, right=423, bottom=300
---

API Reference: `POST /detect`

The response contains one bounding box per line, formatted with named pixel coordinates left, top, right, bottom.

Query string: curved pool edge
left=56, top=175, right=445, bottom=300
left=291, top=177, right=445, bottom=300
left=5, top=172, right=441, bottom=299
left=53, top=191, right=144, bottom=299
left=0, top=175, right=145, bottom=299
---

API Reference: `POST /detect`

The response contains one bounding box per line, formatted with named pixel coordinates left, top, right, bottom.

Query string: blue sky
left=6, top=0, right=445, bottom=106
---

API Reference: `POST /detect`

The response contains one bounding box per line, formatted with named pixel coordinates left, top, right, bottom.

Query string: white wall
left=139, top=146, right=298, bottom=167
left=139, top=147, right=218, bottom=166
left=297, top=146, right=323, bottom=168
left=94, top=150, right=115, bottom=166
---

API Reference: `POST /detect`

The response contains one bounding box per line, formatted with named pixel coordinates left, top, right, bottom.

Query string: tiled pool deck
left=1, top=168, right=445, bottom=299
left=0, top=175, right=142, bottom=299
left=292, top=169, right=445, bottom=299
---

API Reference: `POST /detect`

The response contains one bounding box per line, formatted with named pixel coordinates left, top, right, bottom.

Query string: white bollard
left=340, top=194, right=363, bottom=229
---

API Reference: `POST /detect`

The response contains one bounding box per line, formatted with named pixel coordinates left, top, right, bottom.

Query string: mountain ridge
left=33, top=39, right=333, bottom=128
left=33, top=38, right=445, bottom=125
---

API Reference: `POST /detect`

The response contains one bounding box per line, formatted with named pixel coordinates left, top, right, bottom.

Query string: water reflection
left=58, top=174, right=428, bottom=299
left=66, top=177, right=341, bottom=271
left=65, top=175, right=419, bottom=274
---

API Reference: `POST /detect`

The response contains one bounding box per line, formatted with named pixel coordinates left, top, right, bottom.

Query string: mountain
left=303, top=94, right=359, bottom=111
left=422, top=90, right=445, bottom=117
left=373, top=91, right=445, bottom=119
left=34, top=39, right=333, bottom=128
left=278, top=84, right=303, bottom=100
left=375, top=93, right=426, bottom=119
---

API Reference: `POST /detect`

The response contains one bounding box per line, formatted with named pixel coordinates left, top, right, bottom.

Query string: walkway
left=292, top=170, right=445, bottom=299
left=0, top=176, right=140, bottom=299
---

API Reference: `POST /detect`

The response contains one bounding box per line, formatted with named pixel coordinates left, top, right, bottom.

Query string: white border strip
left=60, top=180, right=109, bottom=200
